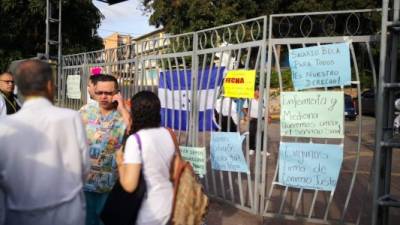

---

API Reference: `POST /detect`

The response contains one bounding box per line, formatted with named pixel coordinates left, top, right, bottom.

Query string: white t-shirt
left=124, top=127, right=175, bottom=225
left=214, top=97, right=238, bottom=125
left=243, top=98, right=265, bottom=119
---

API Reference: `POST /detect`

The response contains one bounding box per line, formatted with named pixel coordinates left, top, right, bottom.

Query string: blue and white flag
left=158, top=67, right=225, bottom=131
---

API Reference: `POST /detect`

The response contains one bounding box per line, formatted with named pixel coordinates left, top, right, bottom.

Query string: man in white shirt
left=0, top=59, right=90, bottom=225
left=214, top=96, right=238, bottom=132
left=243, top=86, right=271, bottom=155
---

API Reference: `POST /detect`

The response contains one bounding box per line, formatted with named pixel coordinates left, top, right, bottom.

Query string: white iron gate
left=59, top=9, right=386, bottom=224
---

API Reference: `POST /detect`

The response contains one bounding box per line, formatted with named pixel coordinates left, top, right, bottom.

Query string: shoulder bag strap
left=166, top=128, right=180, bottom=157
left=132, top=133, right=142, bottom=151
left=166, top=128, right=186, bottom=184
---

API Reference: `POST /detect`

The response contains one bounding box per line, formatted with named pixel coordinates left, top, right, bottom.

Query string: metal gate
left=60, top=9, right=383, bottom=224
left=261, top=9, right=382, bottom=225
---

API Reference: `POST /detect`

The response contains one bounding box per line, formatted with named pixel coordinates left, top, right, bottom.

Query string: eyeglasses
left=95, top=91, right=114, bottom=96
left=0, top=80, right=14, bottom=84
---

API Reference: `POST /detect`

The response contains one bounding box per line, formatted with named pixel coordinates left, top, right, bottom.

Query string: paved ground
left=206, top=199, right=324, bottom=225
left=206, top=200, right=262, bottom=225
left=203, top=115, right=400, bottom=225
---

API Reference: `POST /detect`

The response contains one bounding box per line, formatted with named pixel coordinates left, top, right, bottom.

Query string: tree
left=140, top=0, right=274, bottom=34
left=0, top=0, right=104, bottom=71
left=140, top=0, right=380, bottom=34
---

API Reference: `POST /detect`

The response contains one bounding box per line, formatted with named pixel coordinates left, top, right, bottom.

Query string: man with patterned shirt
left=79, top=75, right=130, bottom=225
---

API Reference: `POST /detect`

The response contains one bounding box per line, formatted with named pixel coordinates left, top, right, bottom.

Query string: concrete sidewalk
left=206, top=200, right=262, bottom=225
left=206, top=200, right=322, bottom=225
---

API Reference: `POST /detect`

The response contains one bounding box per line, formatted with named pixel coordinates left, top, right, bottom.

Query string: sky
left=93, top=0, right=157, bottom=38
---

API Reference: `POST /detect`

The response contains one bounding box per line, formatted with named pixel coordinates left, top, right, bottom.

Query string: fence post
left=83, top=53, right=88, bottom=105
left=58, top=55, right=63, bottom=106
left=189, top=32, right=199, bottom=146
left=133, top=43, right=139, bottom=95
left=254, top=16, right=269, bottom=214
left=259, top=16, right=272, bottom=215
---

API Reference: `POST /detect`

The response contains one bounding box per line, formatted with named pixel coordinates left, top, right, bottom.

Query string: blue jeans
left=84, top=191, right=109, bottom=225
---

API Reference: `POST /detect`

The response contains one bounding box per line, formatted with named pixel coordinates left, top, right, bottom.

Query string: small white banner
left=67, top=75, right=81, bottom=99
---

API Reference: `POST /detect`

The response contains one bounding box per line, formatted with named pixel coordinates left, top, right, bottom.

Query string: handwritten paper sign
left=211, top=132, right=249, bottom=173
left=289, top=43, right=351, bottom=90
left=281, top=91, right=344, bottom=138
left=67, top=75, right=81, bottom=99
left=278, top=142, right=343, bottom=191
left=223, top=70, right=256, bottom=98
left=180, top=146, right=206, bottom=176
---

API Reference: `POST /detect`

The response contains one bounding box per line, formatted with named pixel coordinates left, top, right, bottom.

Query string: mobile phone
left=112, top=91, right=120, bottom=108
left=112, top=100, right=118, bottom=108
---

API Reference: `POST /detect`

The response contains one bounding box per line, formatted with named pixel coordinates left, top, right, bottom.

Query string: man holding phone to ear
left=79, top=74, right=131, bottom=225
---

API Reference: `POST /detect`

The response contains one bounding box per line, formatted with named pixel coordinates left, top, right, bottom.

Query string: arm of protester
left=112, top=93, right=132, bottom=129
left=74, top=112, right=90, bottom=181
left=242, top=108, right=249, bottom=121
left=116, top=150, right=141, bottom=193
left=242, top=100, right=249, bottom=121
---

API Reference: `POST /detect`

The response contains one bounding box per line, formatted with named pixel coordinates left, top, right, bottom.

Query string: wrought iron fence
left=59, top=9, right=383, bottom=225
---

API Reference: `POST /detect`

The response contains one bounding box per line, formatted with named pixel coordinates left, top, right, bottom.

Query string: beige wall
left=103, top=33, right=132, bottom=49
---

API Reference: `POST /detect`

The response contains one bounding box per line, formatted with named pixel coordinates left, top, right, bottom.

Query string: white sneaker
left=262, top=151, right=271, bottom=157
left=249, top=150, right=255, bottom=155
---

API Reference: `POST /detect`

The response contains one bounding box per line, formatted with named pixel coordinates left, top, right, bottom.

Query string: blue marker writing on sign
left=211, top=132, right=249, bottom=173
left=289, top=43, right=351, bottom=90
left=278, top=142, right=343, bottom=191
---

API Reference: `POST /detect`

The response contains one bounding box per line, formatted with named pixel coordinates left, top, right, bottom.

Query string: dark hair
left=15, top=60, right=52, bottom=96
left=89, top=74, right=106, bottom=86
left=95, top=74, right=119, bottom=90
left=129, top=91, right=161, bottom=134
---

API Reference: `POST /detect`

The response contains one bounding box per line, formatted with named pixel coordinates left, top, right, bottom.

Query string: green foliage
left=140, top=0, right=381, bottom=89
left=358, top=71, right=374, bottom=90
left=141, top=0, right=276, bottom=34
left=278, top=0, right=378, bottom=13
left=140, top=0, right=380, bottom=34
left=0, top=0, right=103, bottom=71
left=270, top=69, right=293, bottom=90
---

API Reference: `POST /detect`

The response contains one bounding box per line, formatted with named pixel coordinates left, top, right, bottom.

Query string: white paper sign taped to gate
left=67, top=75, right=81, bottom=99
left=289, top=42, right=351, bottom=90
left=179, top=146, right=206, bottom=177
left=280, top=91, right=344, bottom=138
left=278, top=142, right=343, bottom=191
left=210, top=132, right=249, bottom=173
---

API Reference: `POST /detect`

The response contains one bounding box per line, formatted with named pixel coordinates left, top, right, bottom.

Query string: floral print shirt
left=79, top=104, right=126, bottom=193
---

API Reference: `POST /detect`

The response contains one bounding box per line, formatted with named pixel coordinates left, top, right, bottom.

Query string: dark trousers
left=215, top=110, right=237, bottom=132
left=249, top=118, right=263, bottom=150
left=85, top=191, right=109, bottom=225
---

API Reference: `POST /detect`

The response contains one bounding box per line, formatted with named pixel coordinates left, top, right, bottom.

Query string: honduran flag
left=158, top=67, right=225, bottom=131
